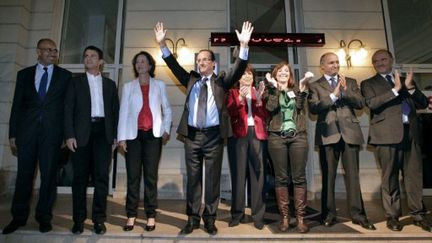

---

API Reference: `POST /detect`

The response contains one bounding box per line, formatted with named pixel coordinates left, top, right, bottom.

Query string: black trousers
left=12, top=123, right=60, bottom=224
left=184, top=126, right=223, bottom=224
left=125, top=130, right=162, bottom=218
left=375, top=124, right=424, bottom=220
left=71, top=121, right=112, bottom=224
left=227, top=127, right=265, bottom=223
left=320, top=139, right=366, bottom=221
left=268, top=132, right=308, bottom=188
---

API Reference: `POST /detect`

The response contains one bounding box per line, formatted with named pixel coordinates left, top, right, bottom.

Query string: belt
left=188, top=125, right=219, bottom=133
left=91, top=117, right=105, bottom=122
left=272, top=129, right=297, bottom=139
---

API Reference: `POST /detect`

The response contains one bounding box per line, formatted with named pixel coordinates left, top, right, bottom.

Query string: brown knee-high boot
left=294, top=187, right=309, bottom=233
left=275, top=187, right=289, bottom=232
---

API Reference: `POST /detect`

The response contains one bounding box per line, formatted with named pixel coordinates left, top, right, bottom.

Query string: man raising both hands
left=154, top=21, right=253, bottom=235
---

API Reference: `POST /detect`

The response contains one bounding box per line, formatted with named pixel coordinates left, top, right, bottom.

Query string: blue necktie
left=386, top=75, right=411, bottom=116
left=38, top=67, right=48, bottom=100
left=196, top=77, right=208, bottom=128
left=385, top=74, right=394, bottom=88
left=330, top=77, right=337, bottom=89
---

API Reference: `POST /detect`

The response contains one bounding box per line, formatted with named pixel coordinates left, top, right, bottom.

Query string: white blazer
left=117, top=78, right=172, bottom=141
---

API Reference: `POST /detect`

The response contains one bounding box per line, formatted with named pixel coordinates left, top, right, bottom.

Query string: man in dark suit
left=4, top=38, right=72, bottom=234
left=361, top=49, right=431, bottom=232
left=154, top=21, right=253, bottom=235
left=308, top=52, right=375, bottom=230
left=64, top=46, right=119, bottom=235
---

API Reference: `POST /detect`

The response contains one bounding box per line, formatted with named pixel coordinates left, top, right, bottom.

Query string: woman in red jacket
left=226, top=64, right=268, bottom=230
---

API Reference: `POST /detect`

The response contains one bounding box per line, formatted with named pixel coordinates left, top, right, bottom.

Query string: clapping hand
left=339, top=74, right=347, bottom=91
left=255, top=81, right=266, bottom=106
left=299, top=71, right=314, bottom=92
left=235, top=21, right=254, bottom=48
left=404, top=68, right=415, bottom=89
left=265, top=73, right=277, bottom=88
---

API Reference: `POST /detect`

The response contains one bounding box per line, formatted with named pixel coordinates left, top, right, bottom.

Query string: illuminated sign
left=210, top=33, right=325, bottom=47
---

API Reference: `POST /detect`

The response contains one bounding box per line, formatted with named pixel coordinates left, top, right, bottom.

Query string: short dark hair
left=132, top=51, right=156, bottom=78
left=198, top=49, right=216, bottom=61
left=37, top=38, right=56, bottom=48
left=83, top=45, right=104, bottom=60
left=372, top=49, right=393, bottom=60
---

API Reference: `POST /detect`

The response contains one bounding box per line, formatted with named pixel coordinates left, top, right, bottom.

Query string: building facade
left=0, top=0, right=431, bottom=199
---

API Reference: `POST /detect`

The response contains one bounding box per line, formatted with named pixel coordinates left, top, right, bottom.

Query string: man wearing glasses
left=4, top=38, right=72, bottom=234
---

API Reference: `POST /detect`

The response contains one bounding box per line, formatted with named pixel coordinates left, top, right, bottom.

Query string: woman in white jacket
left=117, top=51, right=172, bottom=232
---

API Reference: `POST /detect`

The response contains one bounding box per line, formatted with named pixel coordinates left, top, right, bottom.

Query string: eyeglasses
left=38, top=48, right=59, bottom=53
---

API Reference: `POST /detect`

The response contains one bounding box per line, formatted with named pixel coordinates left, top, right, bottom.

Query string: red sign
left=210, top=33, right=325, bottom=47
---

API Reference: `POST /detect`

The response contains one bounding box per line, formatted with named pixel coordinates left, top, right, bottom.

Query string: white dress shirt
left=86, top=72, right=105, bottom=117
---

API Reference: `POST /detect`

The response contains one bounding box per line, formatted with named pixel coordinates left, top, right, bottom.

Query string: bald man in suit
left=361, top=49, right=431, bottom=232
left=308, top=52, right=375, bottom=230
left=4, top=38, right=71, bottom=234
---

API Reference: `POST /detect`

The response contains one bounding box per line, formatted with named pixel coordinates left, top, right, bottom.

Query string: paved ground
left=0, top=194, right=431, bottom=242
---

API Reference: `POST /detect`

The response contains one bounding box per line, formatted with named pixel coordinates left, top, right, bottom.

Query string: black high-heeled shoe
left=123, top=218, right=136, bottom=231
left=145, top=218, right=156, bottom=232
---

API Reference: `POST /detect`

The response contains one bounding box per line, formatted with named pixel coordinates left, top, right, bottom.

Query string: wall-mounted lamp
left=165, top=37, right=186, bottom=59
left=165, top=37, right=193, bottom=65
left=337, top=39, right=368, bottom=68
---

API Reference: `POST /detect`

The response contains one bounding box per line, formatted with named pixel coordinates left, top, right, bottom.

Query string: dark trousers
left=268, top=132, right=308, bottom=188
left=12, top=123, right=60, bottom=224
left=375, top=124, right=424, bottom=220
left=227, top=127, right=265, bottom=223
left=320, top=139, right=366, bottom=221
left=185, top=126, right=223, bottom=224
left=71, top=121, right=111, bottom=224
left=125, top=130, right=162, bottom=218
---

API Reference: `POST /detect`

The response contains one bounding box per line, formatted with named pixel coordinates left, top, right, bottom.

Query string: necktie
left=386, top=75, right=411, bottom=117
left=38, top=67, right=48, bottom=100
left=330, top=77, right=337, bottom=89
left=385, top=74, right=394, bottom=88
left=196, top=77, right=208, bottom=128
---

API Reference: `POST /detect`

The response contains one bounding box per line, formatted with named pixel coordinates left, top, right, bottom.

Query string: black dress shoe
left=204, top=223, right=218, bottom=235
left=39, top=222, right=52, bottom=233
left=180, top=219, right=200, bottom=235
left=323, top=215, right=337, bottom=227
left=72, top=222, right=84, bottom=234
left=94, top=223, right=106, bottom=234
left=2, top=220, right=26, bottom=234
left=386, top=217, right=403, bottom=231
left=413, top=219, right=432, bottom=232
left=352, top=218, right=376, bottom=230
left=228, top=219, right=240, bottom=227
left=145, top=224, right=156, bottom=232
left=254, top=221, right=264, bottom=230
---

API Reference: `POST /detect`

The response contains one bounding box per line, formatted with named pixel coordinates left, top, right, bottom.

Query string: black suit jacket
left=163, top=54, right=247, bottom=139
left=361, top=73, right=428, bottom=145
left=64, top=74, right=119, bottom=146
left=9, top=65, right=72, bottom=145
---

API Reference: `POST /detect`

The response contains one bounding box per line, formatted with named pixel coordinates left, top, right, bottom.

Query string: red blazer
left=227, top=87, right=268, bottom=140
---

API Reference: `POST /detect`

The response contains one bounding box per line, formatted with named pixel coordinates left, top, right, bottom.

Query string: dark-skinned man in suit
left=4, top=38, right=72, bottom=234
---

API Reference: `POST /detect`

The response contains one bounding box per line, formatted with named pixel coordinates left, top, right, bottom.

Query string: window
left=384, top=0, right=432, bottom=89
left=60, top=0, right=121, bottom=64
